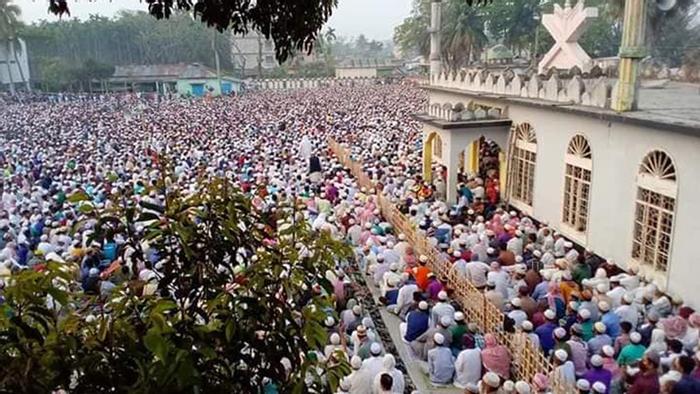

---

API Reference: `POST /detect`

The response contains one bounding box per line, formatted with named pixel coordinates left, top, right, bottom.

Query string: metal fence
left=328, top=138, right=573, bottom=391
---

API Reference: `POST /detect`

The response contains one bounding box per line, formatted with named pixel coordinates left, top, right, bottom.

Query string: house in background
left=0, top=38, right=30, bottom=91
left=335, top=59, right=399, bottom=79
left=109, top=63, right=242, bottom=97
left=230, top=32, right=278, bottom=77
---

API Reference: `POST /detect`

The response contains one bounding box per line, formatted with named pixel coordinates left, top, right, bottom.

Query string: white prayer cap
left=370, top=342, right=382, bottom=355
left=433, top=332, right=445, bottom=345
left=418, top=301, right=429, bottom=311
left=419, top=255, right=428, bottom=263
left=350, top=355, right=362, bottom=369
left=598, top=301, right=611, bottom=312
left=544, top=309, right=556, bottom=320
left=377, top=254, right=385, bottom=261
left=564, top=241, right=573, bottom=248
left=483, top=371, right=501, bottom=388
left=439, top=315, right=452, bottom=327
left=388, top=276, right=399, bottom=287
left=521, top=320, right=533, bottom=331
left=592, top=382, right=607, bottom=393
left=515, top=380, right=531, bottom=394
left=576, top=379, right=591, bottom=391
left=630, top=332, right=642, bottom=344
left=324, top=316, right=335, bottom=327
left=578, top=308, right=591, bottom=320
left=533, top=250, right=542, bottom=258
left=594, top=322, right=607, bottom=333
left=515, top=255, right=523, bottom=263
left=511, top=297, right=522, bottom=307
left=596, top=283, right=610, bottom=293
left=554, top=327, right=566, bottom=339
left=554, top=349, right=568, bottom=362
left=330, top=333, right=340, bottom=345
left=591, top=354, right=603, bottom=367
left=503, top=380, right=515, bottom=392
left=352, top=305, right=362, bottom=315
left=623, top=293, right=634, bottom=303
left=602, top=345, right=615, bottom=357
left=398, top=233, right=406, bottom=241
left=454, top=311, right=465, bottom=321
left=453, top=250, right=462, bottom=257
left=438, top=290, right=448, bottom=301
left=389, top=263, right=398, bottom=271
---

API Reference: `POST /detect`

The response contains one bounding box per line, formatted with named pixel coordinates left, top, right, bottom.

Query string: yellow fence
left=328, top=138, right=569, bottom=390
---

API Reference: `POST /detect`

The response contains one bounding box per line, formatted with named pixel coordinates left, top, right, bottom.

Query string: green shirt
left=450, top=324, right=468, bottom=348
left=572, top=264, right=592, bottom=284
left=580, top=320, right=594, bottom=342
left=617, top=343, right=646, bottom=365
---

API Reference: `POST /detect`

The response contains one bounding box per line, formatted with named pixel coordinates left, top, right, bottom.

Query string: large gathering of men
left=1, top=82, right=700, bottom=394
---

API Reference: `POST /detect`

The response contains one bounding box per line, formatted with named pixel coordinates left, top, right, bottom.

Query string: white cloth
left=453, top=348, right=481, bottom=389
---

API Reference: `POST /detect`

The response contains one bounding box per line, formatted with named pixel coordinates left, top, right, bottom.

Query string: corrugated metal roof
left=111, top=63, right=219, bottom=80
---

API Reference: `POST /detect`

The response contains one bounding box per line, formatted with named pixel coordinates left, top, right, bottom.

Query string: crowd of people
left=1, top=82, right=700, bottom=394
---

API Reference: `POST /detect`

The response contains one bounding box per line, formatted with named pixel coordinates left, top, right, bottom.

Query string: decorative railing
left=430, top=66, right=614, bottom=109
left=251, top=76, right=378, bottom=91
left=329, top=138, right=574, bottom=392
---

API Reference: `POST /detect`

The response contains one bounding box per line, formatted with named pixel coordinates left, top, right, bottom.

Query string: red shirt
left=414, top=265, right=431, bottom=291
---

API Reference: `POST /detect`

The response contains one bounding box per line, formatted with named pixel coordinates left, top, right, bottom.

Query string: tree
left=394, top=0, right=487, bottom=70
left=21, top=11, right=236, bottom=89
left=46, top=0, right=341, bottom=64
left=0, top=0, right=22, bottom=93
left=0, top=173, right=351, bottom=392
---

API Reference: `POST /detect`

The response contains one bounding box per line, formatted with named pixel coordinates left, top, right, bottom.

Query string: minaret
left=611, top=0, right=648, bottom=112
left=429, top=0, right=442, bottom=78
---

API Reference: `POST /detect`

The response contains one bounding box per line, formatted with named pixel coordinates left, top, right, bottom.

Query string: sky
left=15, top=0, right=413, bottom=41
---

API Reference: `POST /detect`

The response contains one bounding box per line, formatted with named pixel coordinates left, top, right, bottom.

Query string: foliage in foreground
left=0, top=176, right=351, bottom=393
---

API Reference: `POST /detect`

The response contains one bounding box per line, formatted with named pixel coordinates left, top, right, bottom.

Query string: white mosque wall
left=426, top=89, right=700, bottom=307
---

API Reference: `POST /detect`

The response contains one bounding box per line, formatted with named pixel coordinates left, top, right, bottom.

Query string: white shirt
left=506, top=237, right=523, bottom=256
left=466, top=261, right=490, bottom=287
left=371, top=369, right=404, bottom=394
left=395, top=283, right=418, bottom=314
left=453, top=348, right=481, bottom=389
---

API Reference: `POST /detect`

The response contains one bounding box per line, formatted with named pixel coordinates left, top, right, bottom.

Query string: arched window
left=562, top=135, right=592, bottom=233
left=510, top=123, right=537, bottom=207
left=432, top=133, right=443, bottom=158
left=632, top=151, right=677, bottom=273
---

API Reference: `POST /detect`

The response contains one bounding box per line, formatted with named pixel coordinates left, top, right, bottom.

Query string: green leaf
left=225, top=320, right=235, bottom=342
left=79, top=203, right=94, bottom=214
left=67, top=190, right=90, bottom=203
left=144, top=330, right=169, bottom=362
left=136, top=212, right=160, bottom=222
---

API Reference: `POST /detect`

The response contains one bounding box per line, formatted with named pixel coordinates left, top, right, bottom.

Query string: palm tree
left=0, top=0, right=22, bottom=94
left=441, top=0, right=487, bottom=70
left=324, top=27, right=336, bottom=43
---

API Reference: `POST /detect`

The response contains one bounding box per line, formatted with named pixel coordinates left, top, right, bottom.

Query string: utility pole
left=212, top=30, right=222, bottom=95
left=257, top=34, right=263, bottom=78
left=428, top=0, right=442, bottom=78
left=611, top=0, right=648, bottom=112
left=532, top=13, right=541, bottom=69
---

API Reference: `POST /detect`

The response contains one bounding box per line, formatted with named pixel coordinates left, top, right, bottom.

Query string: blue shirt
left=535, top=322, right=558, bottom=355
left=428, top=346, right=455, bottom=384
left=601, top=312, right=621, bottom=339
left=405, top=310, right=429, bottom=342
left=532, top=281, right=549, bottom=301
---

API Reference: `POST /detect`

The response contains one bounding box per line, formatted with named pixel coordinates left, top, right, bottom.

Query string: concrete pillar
left=429, top=0, right=442, bottom=78
left=467, top=140, right=479, bottom=176
left=611, top=0, right=647, bottom=112
left=423, top=134, right=433, bottom=183
left=499, top=151, right=508, bottom=200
